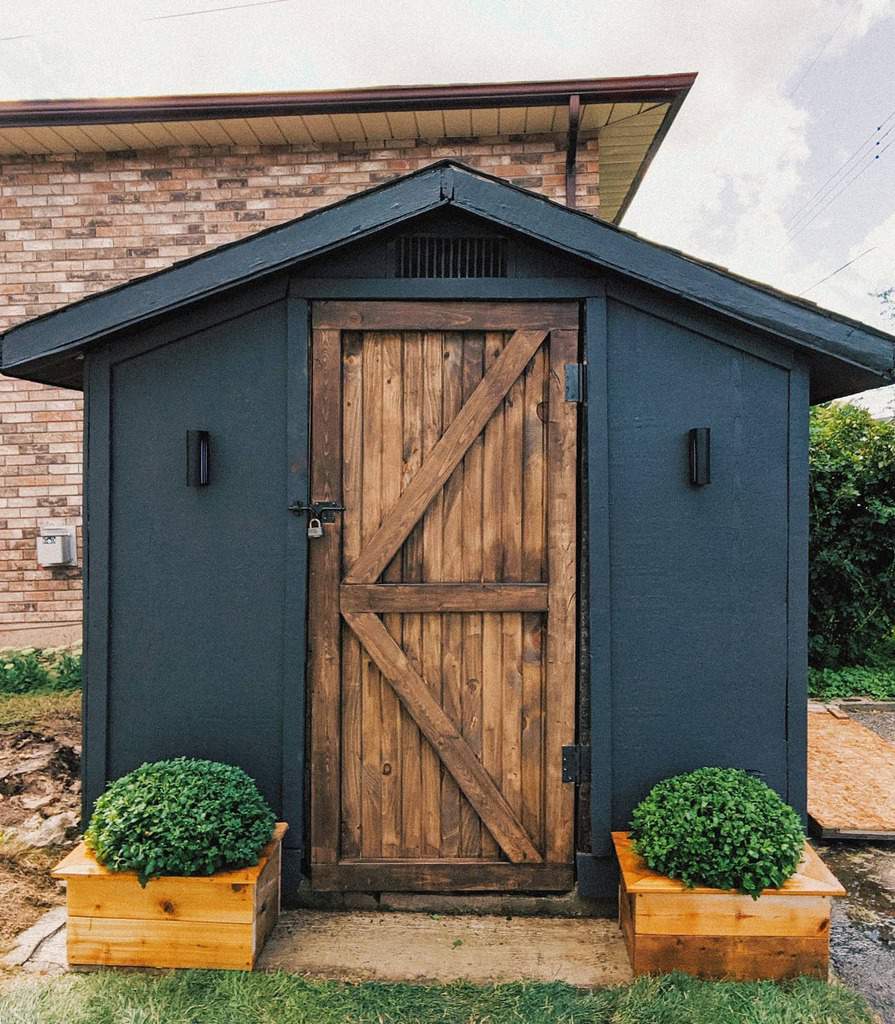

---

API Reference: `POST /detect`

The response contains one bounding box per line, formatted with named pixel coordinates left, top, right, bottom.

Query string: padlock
left=307, top=517, right=323, bottom=539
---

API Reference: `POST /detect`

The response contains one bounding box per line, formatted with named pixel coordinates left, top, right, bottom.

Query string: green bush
left=85, top=758, right=276, bottom=884
left=630, top=768, right=805, bottom=898
left=0, top=650, right=51, bottom=694
left=809, top=403, right=895, bottom=667
left=808, top=665, right=895, bottom=702
left=0, top=648, right=82, bottom=696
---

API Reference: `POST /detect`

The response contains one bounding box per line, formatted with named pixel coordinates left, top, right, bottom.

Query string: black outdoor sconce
left=186, top=430, right=210, bottom=487
left=688, top=427, right=711, bottom=486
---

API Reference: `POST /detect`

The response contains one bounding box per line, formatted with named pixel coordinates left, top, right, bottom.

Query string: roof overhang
left=0, top=74, right=696, bottom=224
left=2, top=160, right=892, bottom=401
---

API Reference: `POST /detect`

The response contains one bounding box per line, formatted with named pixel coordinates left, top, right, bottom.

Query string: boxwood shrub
left=85, top=758, right=276, bottom=884
left=630, top=767, right=805, bottom=898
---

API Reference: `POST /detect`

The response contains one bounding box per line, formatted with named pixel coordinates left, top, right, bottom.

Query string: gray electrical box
left=36, top=524, right=77, bottom=568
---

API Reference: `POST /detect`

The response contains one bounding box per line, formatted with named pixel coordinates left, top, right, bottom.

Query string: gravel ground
left=818, top=706, right=895, bottom=1024
left=843, top=705, right=895, bottom=745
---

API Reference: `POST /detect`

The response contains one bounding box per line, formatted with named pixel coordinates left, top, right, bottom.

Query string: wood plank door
left=308, top=301, right=579, bottom=892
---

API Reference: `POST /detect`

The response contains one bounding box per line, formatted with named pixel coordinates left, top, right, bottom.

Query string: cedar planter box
left=612, top=831, right=845, bottom=981
left=52, top=822, right=288, bottom=970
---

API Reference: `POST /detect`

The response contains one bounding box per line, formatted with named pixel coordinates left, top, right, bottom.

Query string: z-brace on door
left=307, top=301, right=579, bottom=892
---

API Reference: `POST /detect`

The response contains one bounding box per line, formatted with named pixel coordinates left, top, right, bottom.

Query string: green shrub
left=630, top=768, right=805, bottom=898
left=0, top=648, right=82, bottom=696
left=808, top=665, right=895, bottom=702
left=809, top=403, right=895, bottom=667
left=50, top=651, right=82, bottom=691
left=85, top=758, right=276, bottom=884
left=0, top=650, right=51, bottom=695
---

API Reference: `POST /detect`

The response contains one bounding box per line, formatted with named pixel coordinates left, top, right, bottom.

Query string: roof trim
left=3, top=160, right=892, bottom=395
left=0, top=74, right=696, bottom=128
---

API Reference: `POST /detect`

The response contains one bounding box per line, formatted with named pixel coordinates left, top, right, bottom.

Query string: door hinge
left=564, top=363, right=586, bottom=402
left=562, top=744, right=591, bottom=784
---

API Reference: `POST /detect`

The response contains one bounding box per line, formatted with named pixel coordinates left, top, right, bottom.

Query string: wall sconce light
left=186, top=430, right=210, bottom=487
left=689, top=427, right=711, bottom=486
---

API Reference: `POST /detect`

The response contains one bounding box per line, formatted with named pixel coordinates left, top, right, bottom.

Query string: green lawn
left=0, top=971, right=874, bottom=1024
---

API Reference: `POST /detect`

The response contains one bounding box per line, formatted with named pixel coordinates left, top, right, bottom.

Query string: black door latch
left=288, top=500, right=345, bottom=523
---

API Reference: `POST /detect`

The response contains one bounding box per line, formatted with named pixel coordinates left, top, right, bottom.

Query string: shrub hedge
left=85, top=757, right=276, bottom=884
left=808, top=665, right=895, bottom=702
left=809, top=404, right=895, bottom=668
left=630, top=767, right=805, bottom=898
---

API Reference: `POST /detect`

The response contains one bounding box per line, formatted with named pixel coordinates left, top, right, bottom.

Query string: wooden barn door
left=307, top=301, right=578, bottom=892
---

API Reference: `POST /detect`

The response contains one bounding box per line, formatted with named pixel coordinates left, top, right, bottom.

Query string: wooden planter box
left=612, top=831, right=844, bottom=981
left=52, top=822, right=288, bottom=970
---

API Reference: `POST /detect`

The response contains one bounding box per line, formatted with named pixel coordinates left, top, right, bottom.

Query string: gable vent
left=395, top=234, right=508, bottom=279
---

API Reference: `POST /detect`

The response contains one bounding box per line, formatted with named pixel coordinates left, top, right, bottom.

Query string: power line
left=145, top=0, right=293, bottom=21
left=784, top=109, right=895, bottom=234
left=787, top=4, right=853, bottom=97
left=786, top=133, right=894, bottom=244
left=0, top=0, right=295, bottom=41
left=800, top=246, right=877, bottom=294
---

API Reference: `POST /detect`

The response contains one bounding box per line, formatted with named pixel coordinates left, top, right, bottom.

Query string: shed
left=3, top=161, right=894, bottom=898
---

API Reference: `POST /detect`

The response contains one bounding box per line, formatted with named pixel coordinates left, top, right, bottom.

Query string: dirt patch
left=0, top=728, right=81, bottom=843
left=0, top=848, right=67, bottom=952
left=0, top=700, right=82, bottom=954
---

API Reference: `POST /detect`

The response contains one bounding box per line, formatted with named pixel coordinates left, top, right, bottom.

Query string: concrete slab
left=2, top=906, right=66, bottom=972
left=258, top=910, right=632, bottom=986
left=5, top=907, right=631, bottom=986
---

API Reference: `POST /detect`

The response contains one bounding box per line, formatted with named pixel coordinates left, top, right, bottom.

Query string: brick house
left=0, top=75, right=693, bottom=647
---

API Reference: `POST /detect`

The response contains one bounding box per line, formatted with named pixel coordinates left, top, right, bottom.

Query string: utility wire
left=800, top=246, right=877, bottom=294
left=145, top=0, right=292, bottom=21
left=786, top=133, right=894, bottom=244
left=0, top=0, right=295, bottom=41
left=784, top=110, right=895, bottom=233
left=787, top=4, right=853, bottom=97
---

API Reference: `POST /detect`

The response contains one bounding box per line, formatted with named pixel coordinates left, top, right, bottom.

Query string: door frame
left=304, top=299, right=580, bottom=892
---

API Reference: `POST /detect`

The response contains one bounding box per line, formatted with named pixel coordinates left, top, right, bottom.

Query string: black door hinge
left=564, top=363, right=586, bottom=402
left=562, top=744, right=591, bottom=784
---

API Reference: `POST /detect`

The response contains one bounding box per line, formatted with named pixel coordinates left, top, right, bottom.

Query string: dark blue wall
left=95, top=293, right=304, bottom=818
left=604, top=298, right=792, bottom=823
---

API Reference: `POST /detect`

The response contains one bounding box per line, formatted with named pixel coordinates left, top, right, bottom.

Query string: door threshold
left=289, top=882, right=614, bottom=919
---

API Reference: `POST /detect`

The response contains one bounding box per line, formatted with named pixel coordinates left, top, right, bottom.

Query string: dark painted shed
left=3, top=161, right=894, bottom=898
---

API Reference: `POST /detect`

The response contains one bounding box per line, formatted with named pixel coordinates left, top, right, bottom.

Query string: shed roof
left=2, top=160, right=893, bottom=402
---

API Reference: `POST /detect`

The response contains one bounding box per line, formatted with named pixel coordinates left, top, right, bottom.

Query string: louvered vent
left=395, top=235, right=508, bottom=278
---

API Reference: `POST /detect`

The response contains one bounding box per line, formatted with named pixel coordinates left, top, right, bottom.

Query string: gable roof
left=3, top=160, right=893, bottom=401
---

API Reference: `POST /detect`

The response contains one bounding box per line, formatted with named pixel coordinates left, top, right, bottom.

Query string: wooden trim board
left=312, top=300, right=578, bottom=331
left=313, top=861, right=574, bottom=892
left=612, top=832, right=844, bottom=897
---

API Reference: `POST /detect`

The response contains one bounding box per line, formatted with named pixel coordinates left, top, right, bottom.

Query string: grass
left=0, top=971, right=875, bottom=1024
left=0, top=689, right=81, bottom=729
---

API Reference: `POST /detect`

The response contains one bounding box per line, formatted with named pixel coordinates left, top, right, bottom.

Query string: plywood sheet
left=808, top=709, right=895, bottom=838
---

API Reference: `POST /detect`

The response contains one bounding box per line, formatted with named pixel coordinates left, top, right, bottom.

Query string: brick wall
left=0, top=131, right=600, bottom=645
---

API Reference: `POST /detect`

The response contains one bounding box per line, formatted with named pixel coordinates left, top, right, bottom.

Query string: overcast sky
left=2, top=0, right=894, bottom=411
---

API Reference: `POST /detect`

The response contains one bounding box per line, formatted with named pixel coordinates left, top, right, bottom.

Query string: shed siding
left=605, top=299, right=793, bottom=822
left=102, top=297, right=294, bottom=811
